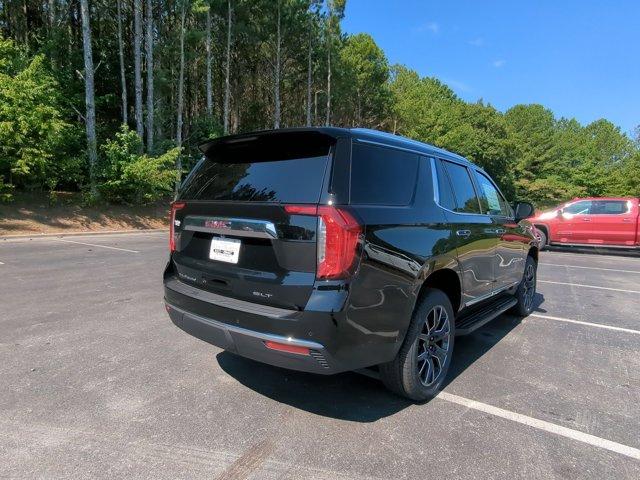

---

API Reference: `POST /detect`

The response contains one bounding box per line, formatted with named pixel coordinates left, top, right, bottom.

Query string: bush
left=98, top=125, right=178, bottom=204
left=0, top=179, right=14, bottom=203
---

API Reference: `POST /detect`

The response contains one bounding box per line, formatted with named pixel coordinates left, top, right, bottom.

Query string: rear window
left=591, top=200, right=630, bottom=215
left=442, top=160, right=481, bottom=214
left=180, top=133, right=332, bottom=203
left=350, top=143, right=419, bottom=205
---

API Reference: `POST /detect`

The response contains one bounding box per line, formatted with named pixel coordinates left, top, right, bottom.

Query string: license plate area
left=209, top=237, right=241, bottom=264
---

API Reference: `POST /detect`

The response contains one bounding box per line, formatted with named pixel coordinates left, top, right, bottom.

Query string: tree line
left=0, top=0, right=638, bottom=205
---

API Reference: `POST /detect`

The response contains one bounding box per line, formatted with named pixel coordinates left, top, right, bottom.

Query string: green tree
left=0, top=37, right=71, bottom=195
left=337, top=33, right=390, bottom=128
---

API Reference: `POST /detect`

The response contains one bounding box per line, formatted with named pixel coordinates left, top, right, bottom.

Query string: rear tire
left=380, top=289, right=455, bottom=401
left=510, top=255, right=537, bottom=316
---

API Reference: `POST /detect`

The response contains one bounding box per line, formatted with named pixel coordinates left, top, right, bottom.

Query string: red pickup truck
left=529, top=197, right=640, bottom=249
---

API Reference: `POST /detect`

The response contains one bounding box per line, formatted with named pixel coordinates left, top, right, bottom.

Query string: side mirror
left=557, top=208, right=563, bottom=217
left=514, top=201, right=534, bottom=221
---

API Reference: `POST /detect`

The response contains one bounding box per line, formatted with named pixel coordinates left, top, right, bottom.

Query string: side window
left=475, top=171, right=511, bottom=217
left=442, top=160, right=481, bottom=214
left=350, top=143, right=419, bottom=206
left=564, top=201, right=592, bottom=215
left=591, top=200, right=630, bottom=215
left=434, top=158, right=456, bottom=211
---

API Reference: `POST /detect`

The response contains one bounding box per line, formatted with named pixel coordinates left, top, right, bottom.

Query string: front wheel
left=380, top=289, right=455, bottom=401
left=510, top=255, right=537, bottom=316
left=535, top=228, right=548, bottom=251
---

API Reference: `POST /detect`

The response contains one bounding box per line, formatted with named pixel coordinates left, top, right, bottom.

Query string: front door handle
left=456, top=230, right=471, bottom=238
left=622, top=218, right=631, bottom=223
left=495, top=228, right=506, bottom=235
left=582, top=218, right=591, bottom=222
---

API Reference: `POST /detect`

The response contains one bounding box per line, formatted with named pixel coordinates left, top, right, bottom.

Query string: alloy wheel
left=416, top=305, right=451, bottom=387
left=522, top=263, right=536, bottom=312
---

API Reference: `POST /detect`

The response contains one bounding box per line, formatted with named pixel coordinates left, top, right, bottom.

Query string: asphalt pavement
left=1, top=232, right=639, bottom=479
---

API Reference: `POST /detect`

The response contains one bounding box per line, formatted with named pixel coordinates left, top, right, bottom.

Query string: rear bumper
left=166, top=302, right=339, bottom=374
left=164, top=271, right=404, bottom=374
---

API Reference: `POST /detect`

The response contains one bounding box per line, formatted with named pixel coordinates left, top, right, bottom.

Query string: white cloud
left=468, top=37, right=485, bottom=47
left=415, top=21, right=440, bottom=34
left=492, top=59, right=506, bottom=68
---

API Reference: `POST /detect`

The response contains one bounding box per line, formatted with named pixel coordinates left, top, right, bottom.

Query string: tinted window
left=434, top=159, right=456, bottom=210
left=180, top=134, right=331, bottom=203
left=476, top=171, right=511, bottom=216
left=564, top=201, right=592, bottom=215
left=591, top=200, right=630, bottom=215
left=350, top=143, right=419, bottom=205
left=442, top=160, right=481, bottom=213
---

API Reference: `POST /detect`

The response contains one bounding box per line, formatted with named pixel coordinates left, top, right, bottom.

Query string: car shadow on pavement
left=217, top=292, right=546, bottom=422
left=216, top=351, right=412, bottom=422
left=442, top=291, right=545, bottom=389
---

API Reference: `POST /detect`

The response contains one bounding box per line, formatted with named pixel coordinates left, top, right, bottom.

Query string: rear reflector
left=264, top=341, right=310, bottom=355
left=284, top=204, right=361, bottom=279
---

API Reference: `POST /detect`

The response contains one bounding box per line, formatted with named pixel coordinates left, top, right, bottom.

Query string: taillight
left=169, top=201, right=185, bottom=252
left=285, top=204, right=361, bottom=279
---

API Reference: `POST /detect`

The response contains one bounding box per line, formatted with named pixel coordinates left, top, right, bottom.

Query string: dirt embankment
left=0, top=193, right=169, bottom=236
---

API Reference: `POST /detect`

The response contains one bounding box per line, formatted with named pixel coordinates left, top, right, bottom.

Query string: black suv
left=164, top=128, right=538, bottom=401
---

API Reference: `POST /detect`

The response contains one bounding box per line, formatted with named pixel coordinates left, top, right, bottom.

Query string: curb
left=0, top=228, right=168, bottom=241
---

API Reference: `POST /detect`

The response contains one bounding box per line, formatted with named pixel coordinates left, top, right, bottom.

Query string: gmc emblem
left=205, top=220, right=231, bottom=229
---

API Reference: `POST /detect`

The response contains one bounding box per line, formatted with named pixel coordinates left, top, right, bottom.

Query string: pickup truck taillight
left=169, top=201, right=186, bottom=252
left=285, top=205, right=361, bottom=279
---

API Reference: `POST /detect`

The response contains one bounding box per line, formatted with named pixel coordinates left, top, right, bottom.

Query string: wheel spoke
left=425, top=357, right=435, bottom=384
left=431, top=344, right=447, bottom=365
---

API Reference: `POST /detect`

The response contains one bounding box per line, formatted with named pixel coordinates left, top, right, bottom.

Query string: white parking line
left=0, top=261, right=4, bottom=265
left=529, top=313, right=640, bottom=335
left=540, top=263, right=640, bottom=275
left=54, top=238, right=139, bottom=253
left=437, top=391, right=640, bottom=461
left=538, top=280, right=640, bottom=295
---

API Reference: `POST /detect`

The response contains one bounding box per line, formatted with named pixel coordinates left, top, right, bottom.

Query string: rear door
left=171, top=131, right=335, bottom=311
left=559, top=200, right=592, bottom=243
left=435, top=159, right=496, bottom=306
left=582, top=199, right=637, bottom=246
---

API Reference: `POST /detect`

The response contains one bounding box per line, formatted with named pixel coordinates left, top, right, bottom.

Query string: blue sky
left=342, top=0, right=640, bottom=135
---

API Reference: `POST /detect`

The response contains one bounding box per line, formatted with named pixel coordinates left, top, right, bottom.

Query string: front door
left=473, top=170, right=527, bottom=289
left=559, top=200, right=593, bottom=244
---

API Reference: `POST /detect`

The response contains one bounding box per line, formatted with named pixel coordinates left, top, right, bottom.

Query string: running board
left=455, top=297, right=517, bottom=336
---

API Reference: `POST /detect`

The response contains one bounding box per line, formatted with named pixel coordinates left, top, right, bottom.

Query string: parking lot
left=1, top=231, right=639, bottom=479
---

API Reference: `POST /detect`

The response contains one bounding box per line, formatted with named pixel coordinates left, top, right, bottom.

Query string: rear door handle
left=622, top=218, right=631, bottom=223
left=495, top=228, right=506, bottom=234
left=582, top=218, right=591, bottom=222
left=456, top=230, right=471, bottom=238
